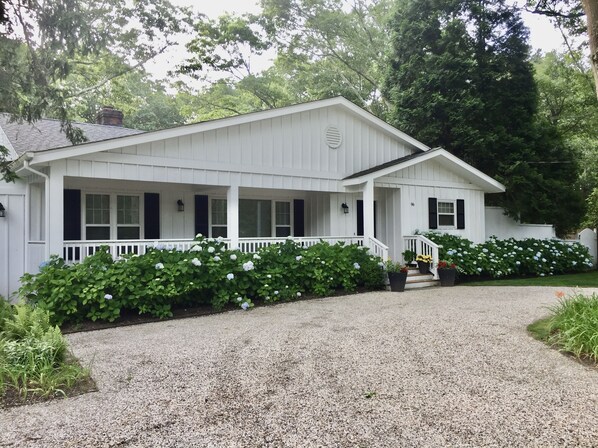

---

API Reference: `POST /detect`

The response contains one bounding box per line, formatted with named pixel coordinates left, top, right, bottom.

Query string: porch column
left=363, top=179, right=375, bottom=246
left=227, top=184, right=239, bottom=249
left=47, top=161, right=65, bottom=257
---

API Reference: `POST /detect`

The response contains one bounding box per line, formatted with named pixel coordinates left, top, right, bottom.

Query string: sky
left=149, top=0, right=570, bottom=81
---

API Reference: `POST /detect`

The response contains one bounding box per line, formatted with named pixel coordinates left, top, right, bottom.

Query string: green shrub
left=19, top=237, right=386, bottom=325
left=0, top=304, right=88, bottom=400
left=423, top=232, right=592, bottom=278
left=530, top=292, right=598, bottom=362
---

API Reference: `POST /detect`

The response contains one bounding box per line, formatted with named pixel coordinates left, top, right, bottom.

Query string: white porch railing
left=368, top=236, right=389, bottom=261
left=403, top=235, right=441, bottom=279
left=62, top=236, right=369, bottom=264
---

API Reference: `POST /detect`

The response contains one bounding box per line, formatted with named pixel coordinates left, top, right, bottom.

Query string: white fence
left=485, top=207, right=555, bottom=240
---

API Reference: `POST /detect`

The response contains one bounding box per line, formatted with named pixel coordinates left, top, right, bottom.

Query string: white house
left=0, top=97, right=505, bottom=298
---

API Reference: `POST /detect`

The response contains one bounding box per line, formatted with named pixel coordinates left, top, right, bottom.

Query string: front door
left=356, top=200, right=377, bottom=238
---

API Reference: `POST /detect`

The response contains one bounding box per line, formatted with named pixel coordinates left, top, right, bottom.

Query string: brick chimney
left=96, top=106, right=124, bottom=127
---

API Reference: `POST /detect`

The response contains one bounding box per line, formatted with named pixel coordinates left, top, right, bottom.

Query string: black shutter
left=195, top=195, right=209, bottom=237
left=63, top=189, right=81, bottom=240
left=144, top=193, right=160, bottom=239
left=428, top=197, right=438, bottom=229
left=293, top=199, right=305, bottom=237
left=356, top=200, right=364, bottom=236
left=456, top=199, right=465, bottom=229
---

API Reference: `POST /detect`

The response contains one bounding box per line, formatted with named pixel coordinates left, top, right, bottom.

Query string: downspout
left=16, top=155, right=51, bottom=260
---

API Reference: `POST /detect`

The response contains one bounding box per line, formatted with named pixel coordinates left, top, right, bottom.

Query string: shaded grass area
left=528, top=292, right=598, bottom=366
left=463, top=270, right=598, bottom=287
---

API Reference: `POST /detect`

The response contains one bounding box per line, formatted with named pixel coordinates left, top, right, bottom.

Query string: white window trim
left=81, top=192, right=144, bottom=241
left=437, top=199, right=457, bottom=230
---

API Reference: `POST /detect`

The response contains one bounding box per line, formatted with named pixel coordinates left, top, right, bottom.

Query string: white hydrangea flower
left=155, top=263, right=164, bottom=270
left=230, top=254, right=237, bottom=260
left=190, top=245, right=203, bottom=252
left=227, top=273, right=234, bottom=280
left=241, top=302, right=250, bottom=310
left=195, top=233, right=203, bottom=238
left=217, top=236, right=224, bottom=242
left=192, top=258, right=201, bottom=267
left=243, top=261, right=254, bottom=271
left=353, top=262, right=360, bottom=270
left=274, top=290, right=279, bottom=295
left=237, top=296, right=243, bottom=302
left=213, top=256, right=221, bottom=261
left=266, top=274, right=272, bottom=278
left=253, top=254, right=261, bottom=260
left=207, top=246, right=215, bottom=253
left=296, top=292, right=301, bottom=297
left=296, top=255, right=303, bottom=261
left=104, top=294, right=113, bottom=300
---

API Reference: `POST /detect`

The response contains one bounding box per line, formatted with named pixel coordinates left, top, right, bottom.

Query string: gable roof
left=0, top=114, right=143, bottom=156
left=343, top=147, right=506, bottom=194
left=15, top=97, right=430, bottom=166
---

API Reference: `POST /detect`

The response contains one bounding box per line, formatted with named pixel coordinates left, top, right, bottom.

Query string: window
left=438, top=201, right=455, bottom=228
left=117, top=195, right=140, bottom=240
left=84, top=193, right=142, bottom=240
left=275, top=201, right=291, bottom=237
left=239, top=199, right=271, bottom=237
left=211, top=199, right=228, bottom=238
left=85, top=194, right=110, bottom=240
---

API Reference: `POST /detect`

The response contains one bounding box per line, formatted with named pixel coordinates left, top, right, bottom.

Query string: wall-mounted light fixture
left=341, top=202, right=349, bottom=214
left=177, top=199, right=185, bottom=212
left=0, top=202, right=5, bottom=218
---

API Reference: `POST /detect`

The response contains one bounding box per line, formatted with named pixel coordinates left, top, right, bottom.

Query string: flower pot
left=388, top=271, right=408, bottom=292
left=417, top=261, right=430, bottom=274
left=438, top=268, right=457, bottom=286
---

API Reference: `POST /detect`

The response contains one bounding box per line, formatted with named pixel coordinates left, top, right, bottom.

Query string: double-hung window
left=275, top=201, right=291, bottom=237
left=211, top=199, right=228, bottom=238
left=437, top=200, right=456, bottom=228
left=84, top=193, right=141, bottom=240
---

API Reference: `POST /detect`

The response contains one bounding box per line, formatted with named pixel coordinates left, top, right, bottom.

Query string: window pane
left=276, top=227, right=291, bottom=237
left=438, top=202, right=454, bottom=214
left=212, top=199, right=227, bottom=225
left=117, top=227, right=140, bottom=240
left=239, top=199, right=271, bottom=237
left=86, top=226, right=110, bottom=240
left=117, top=195, right=139, bottom=225
left=439, top=214, right=455, bottom=226
left=276, top=202, right=290, bottom=226
left=212, top=226, right=228, bottom=238
left=86, top=194, right=110, bottom=224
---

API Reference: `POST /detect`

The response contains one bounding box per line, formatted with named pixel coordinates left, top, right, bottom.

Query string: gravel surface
left=1, top=286, right=597, bottom=447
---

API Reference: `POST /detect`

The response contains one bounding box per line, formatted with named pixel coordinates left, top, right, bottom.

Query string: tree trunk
left=582, top=0, right=598, bottom=100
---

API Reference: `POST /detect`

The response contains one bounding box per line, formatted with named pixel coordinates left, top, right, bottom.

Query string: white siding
left=0, top=181, right=26, bottom=300
left=400, top=186, right=486, bottom=243
left=376, top=188, right=402, bottom=260
left=304, top=192, right=331, bottom=236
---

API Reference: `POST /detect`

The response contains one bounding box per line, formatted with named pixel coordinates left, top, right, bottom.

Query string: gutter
left=16, top=153, right=51, bottom=260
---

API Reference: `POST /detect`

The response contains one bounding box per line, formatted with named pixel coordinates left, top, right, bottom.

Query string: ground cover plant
left=19, top=237, right=386, bottom=326
left=423, top=233, right=592, bottom=279
left=0, top=298, right=92, bottom=407
left=529, top=291, right=598, bottom=364
left=465, top=271, right=598, bottom=287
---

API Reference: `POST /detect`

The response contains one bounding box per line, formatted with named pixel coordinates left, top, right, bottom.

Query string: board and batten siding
left=0, top=181, right=26, bottom=300
left=60, top=105, right=415, bottom=193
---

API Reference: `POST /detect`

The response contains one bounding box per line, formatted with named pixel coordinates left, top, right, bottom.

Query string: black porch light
left=177, top=199, right=185, bottom=212
left=0, top=202, right=5, bottom=218
left=341, top=202, right=349, bottom=214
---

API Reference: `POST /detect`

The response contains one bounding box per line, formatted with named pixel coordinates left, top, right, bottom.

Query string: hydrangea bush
left=423, top=232, right=593, bottom=278
left=19, top=237, right=385, bottom=326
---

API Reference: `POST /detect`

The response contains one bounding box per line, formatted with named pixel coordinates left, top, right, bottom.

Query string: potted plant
left=416, top=254, right=433, bottom=274
left=402, top=249, right=416, bottom=266
left=437, top=260, right=457, bottom=286
left=386, top=260, right=409, bottom=292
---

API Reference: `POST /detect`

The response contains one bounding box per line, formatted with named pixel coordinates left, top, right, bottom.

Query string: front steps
left=404, top=267, right=439, bottom=289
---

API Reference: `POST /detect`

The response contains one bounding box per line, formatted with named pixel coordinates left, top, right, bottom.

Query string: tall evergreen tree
left=384, top=0, right=583, bottom=234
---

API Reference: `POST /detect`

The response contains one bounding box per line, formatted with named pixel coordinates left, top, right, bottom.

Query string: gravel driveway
left=1, top=286, right=597, bottom=447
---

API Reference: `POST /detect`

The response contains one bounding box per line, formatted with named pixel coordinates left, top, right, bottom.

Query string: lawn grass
left=528, top=292, right=598, bottom=364
left=463, top=270, right=598, bottom=287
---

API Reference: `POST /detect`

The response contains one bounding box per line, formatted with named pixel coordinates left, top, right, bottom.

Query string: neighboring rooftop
left=0, top=113, right=143, bottom=156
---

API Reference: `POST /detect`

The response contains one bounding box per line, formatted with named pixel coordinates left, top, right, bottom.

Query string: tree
left=527, top=0, right=598, bottom=99
left=384, top=0, right=584, bottom=234
left=0, top=0, right=189, bottom=181
left=179, top=0, right=393, bottom=118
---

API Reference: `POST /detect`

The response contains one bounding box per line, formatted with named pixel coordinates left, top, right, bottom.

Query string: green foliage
left=0, top=302, right=88, bottom=400
left=19, top=237, right=385, bottom=326
left=424, top=232, right=592, bottom=278
left=384, top=0, right=584, bottom=235
left=530, top=292, right=598, bottom=362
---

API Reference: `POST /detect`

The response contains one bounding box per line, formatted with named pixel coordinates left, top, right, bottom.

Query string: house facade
left=0, top=97, right=505, bottom=298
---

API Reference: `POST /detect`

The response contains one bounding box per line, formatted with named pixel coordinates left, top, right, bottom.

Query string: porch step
left=405, top=268, right=439, bottom=289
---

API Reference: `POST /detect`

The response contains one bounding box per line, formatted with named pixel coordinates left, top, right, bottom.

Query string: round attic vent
left=324, top=125, right=342, bottom=149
